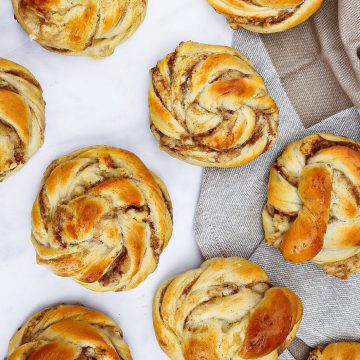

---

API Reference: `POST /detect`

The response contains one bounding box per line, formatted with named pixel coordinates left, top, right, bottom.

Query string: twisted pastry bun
left=153, top=257, right=303, bottom=360
left=0, top=58, right=45, bottom=182
left=12, top=0, right=147, bottom=58
left=149, top=41, right=278, bottom=168
left=263, top=134, right=360, bottom=279
left=308, top=342, right=360, bottom=360
left=7, top=304, right=132, bottom=360
left=31, top=146, right=173, bottom=291
left=207, top=0, right=324, bottom=33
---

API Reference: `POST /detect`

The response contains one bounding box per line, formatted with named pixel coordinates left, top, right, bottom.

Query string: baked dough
left=149, top=41, right=278, bottom=168
left=31, top=146, right=173, bottom=291
left=0, top=58, right=45, bottom=182
left=7, top=304, right=132, bottom=360
left=12, top=0, right=147, bottom=58
left=309, top=342, right=360, bottom=360
left=153, top=257, right=303, bottom=360
left=262, top=133, right=360, bottom=279
left=207, top=0, right=324, bottom=33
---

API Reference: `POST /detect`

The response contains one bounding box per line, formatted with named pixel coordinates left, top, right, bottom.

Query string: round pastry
left=207, top=0, right=324, bottom=33
left=262, top=133, right=360, bottom=279
left=153, top=257, right=303, bottom=360
left=31, top=146, right=173, bottom=291
left=12, top=0, right=147, bottom=58
left=7, top=304, right=132, bottom=360
left=0, top=58, right=45, bottom=182
left=149, top=41, right=278, bottom=168
left=308, top=342, right=360, bottom=360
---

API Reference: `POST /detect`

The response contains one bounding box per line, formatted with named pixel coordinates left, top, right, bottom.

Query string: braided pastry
left=207, top=0, right=324, bottom=33
left=262, top=134, right=360, bottom=279
left=31, top=146, right=173, bottom=291
left=153, top=257, right=303, bottom=360
left=308, top=342, right=360, bottom=360
left=12, top=0, right=147, bottom=58
left=149, top=41, right=278, bottom=168
left=7, top=304, right=132, bottom=360
left=0, top=58, right=45, bottom=182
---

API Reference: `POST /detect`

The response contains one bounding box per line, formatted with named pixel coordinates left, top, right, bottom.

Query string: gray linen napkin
left=195, top=2, right=360, bottom=359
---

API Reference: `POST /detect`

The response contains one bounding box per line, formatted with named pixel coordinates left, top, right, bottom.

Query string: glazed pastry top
left=153, top=257, right=303, bottom=360
left=8, top=304, right=132, bottom=360
left=149, top=41, right=278, bottom=168
left=0, top=58, right=45, bottom=182
left=32, top=146, right=173, bottom=291
left=12, top=0, right=147, bottom=58
left=263, top=133, right=360, bottom=279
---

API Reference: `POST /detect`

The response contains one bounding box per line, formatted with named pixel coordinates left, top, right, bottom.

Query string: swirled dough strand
left=7, top=304, right=132, bottom=360
left=31, top=146, right=173, bottom=291
left=153, top=257, right=303, bottom=360
left=149, top=41, right=279, bottom=168
left=12, top=0, right=147, bottom=58
left=263, top=133, right=360, bottom=279
left=0, top=58, right=45, bottom=182
left=207, top=0, right=324, bottom=33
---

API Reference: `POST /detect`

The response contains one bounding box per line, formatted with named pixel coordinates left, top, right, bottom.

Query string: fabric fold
left=261, top=0, right=360, bottom=126
left=338, top=0, right=360, bottom=108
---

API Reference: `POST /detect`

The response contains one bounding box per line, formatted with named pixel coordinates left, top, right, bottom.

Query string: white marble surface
left=0, top=0, right=232, bottom=358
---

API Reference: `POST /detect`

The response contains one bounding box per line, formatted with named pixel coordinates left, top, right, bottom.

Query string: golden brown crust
left=149, top=41, right=278, bottom=168
left=31, top=146, right=173, bottom=291
left=308, top=342, right=360, bottom=360
left=0, top=58, right=45, bottom=182
left=153, top=257, right=302, bottom=360
left=207, top=0, right=324, bottom=33
left=11, top=0, right=147, bottom=58
left=7, top=304, right=132, bottom=360
left=262, top=133, right=360, bottom=279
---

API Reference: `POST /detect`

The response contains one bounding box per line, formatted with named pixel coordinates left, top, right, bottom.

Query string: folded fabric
left=195, top=2, right=360, bottom=359
left=262, top=0, right=360, bottom=127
